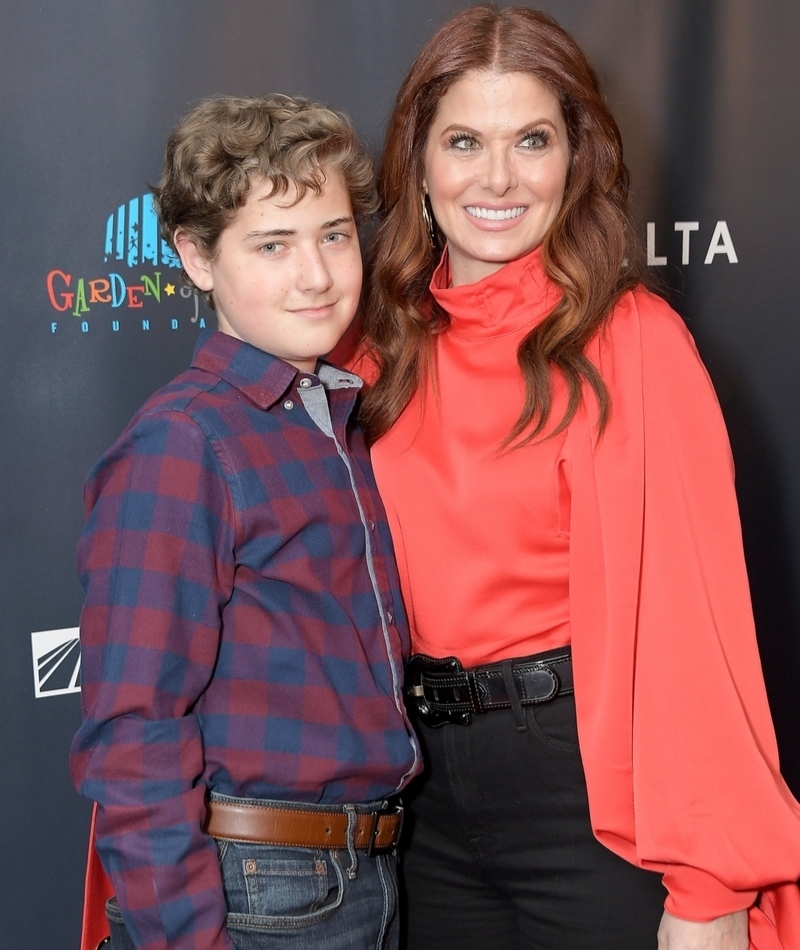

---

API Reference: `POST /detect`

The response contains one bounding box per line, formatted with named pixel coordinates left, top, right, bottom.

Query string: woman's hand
left=657, top=909, right=748, bottom=949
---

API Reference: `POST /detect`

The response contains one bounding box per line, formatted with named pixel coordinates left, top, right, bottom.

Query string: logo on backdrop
left=31, top=627, right=81, bottom=698
left=46, top=192, right=208, bottom=335
left=645, top=220, right=738, bottom=266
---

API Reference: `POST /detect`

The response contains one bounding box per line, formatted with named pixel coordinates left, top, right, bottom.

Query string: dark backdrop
left=1, top=2, right=798, bottom=946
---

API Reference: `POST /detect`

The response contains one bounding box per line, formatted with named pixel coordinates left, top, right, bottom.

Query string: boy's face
left=177, top=170, right=362, bottom=372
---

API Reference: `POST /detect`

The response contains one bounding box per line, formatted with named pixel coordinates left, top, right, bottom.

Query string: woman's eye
left=448, top=133, right=479, bottom=151
left=520, top=129, right=551, bottom=149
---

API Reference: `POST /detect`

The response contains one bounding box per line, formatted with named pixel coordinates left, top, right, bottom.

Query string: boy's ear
left=173, top=230, right=214, bottom=292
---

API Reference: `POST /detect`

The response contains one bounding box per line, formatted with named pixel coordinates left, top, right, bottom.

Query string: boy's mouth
left=288, top=302, right=337, bottom=318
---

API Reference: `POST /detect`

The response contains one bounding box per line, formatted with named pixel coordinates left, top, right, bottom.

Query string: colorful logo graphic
left=31, top=627, right=81, bottom=698
left=46, top=192, right=208, bottom=334
left=104, top=192, right=180, bottom=270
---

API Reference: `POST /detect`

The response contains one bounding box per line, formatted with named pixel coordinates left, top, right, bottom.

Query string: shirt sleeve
left=70, top=408, right=237, bottom=950
left=632, top=294, right=800, bottom=918
left=572, top=290, right=800, bottom=936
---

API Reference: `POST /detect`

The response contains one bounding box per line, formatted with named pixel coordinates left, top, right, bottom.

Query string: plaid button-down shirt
left=70, top=330, right=421, bottom=950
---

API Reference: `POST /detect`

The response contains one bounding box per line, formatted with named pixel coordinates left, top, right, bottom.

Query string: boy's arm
left=71, top=408, right=237, bottom=950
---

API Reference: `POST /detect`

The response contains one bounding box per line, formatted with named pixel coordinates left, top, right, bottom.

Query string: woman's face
left=423, top=69, right=570, bottom=287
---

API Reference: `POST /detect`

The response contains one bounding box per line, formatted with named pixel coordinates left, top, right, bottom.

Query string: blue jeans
left=106, top=798, right=399, bottom=950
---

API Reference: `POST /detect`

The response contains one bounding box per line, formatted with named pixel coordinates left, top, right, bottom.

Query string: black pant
left=400, top=693, right=667, bottom=949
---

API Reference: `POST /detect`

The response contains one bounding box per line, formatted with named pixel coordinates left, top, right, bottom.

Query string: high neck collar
left=429, top=245, right=560, bottom=340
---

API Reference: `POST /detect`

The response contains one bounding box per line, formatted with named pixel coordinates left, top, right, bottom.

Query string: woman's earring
left=421, top=191, right=436, bottom=248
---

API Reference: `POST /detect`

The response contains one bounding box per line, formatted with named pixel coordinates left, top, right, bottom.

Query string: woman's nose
left=481, top=146, right=517, bottom=195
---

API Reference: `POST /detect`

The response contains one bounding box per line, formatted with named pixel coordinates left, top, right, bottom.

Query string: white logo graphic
left=646, top=220, right=738, bottom=266
left=31, top=627, right=81, bottom=698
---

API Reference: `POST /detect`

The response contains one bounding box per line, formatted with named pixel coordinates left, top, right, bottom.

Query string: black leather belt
left=407, top=646, right=573, bottom=728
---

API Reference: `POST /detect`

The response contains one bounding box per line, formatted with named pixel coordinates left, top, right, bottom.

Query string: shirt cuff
left=662, top=865, right=757, bottom=921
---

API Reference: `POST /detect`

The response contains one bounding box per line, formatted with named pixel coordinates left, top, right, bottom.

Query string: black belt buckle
left=406, top=653, right=473, bottom=728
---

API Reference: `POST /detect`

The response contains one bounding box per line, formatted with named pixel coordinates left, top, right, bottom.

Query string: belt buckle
left=406, top=654, right=472, bottom=727
left=366, top=805, right=403, bottom=856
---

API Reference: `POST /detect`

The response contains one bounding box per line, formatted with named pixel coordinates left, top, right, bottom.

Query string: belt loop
left=466, top=669, right=483, bottom=714
left=502, top=659, right=528, bottom=732
left=344, top=805, right=358, bottom=880
left=365, top=809, right=381, bottom=857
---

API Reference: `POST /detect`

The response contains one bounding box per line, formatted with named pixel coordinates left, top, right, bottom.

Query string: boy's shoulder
left=85, top=363, right=226, bottom=495
left=133, top=362, right=223, bottom=421
left=83, top=338, right=270, bottom=515
left=92, top=331, right=305, bottom=481
left=113, top=366, right=228, bottom=460
left=129, top=329, right=297, bottom=426
left=90, top=334, right=241, bottom=481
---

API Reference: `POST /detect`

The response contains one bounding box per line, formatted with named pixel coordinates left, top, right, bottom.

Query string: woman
left=356, top=6, right=800, bottom=950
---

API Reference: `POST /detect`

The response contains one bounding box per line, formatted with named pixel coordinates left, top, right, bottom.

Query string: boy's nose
left=297, top=249, right=334, bottom=293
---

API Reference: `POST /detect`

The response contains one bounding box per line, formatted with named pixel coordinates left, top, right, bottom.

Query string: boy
left=70, top=95, right=421, bottom=950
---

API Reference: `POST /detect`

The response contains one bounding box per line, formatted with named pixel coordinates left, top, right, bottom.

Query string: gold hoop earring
left=421, top=191, right=436, bottom=248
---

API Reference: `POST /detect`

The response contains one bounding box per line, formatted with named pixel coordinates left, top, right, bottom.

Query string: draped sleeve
left=569, top=288, right=800, bottom=947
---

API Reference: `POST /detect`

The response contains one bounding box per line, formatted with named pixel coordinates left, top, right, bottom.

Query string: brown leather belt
left=205, top=799, right=403, bottom=855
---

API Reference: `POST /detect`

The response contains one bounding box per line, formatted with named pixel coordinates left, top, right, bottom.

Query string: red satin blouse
left=372, top=249, right=571, bottom=665
left=364, top=246, right=800, bottom=948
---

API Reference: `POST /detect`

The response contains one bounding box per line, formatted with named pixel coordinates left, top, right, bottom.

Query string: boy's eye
left=447, top=132, right=479, bottom=151
left=259, top=241, right=283, bottom=255
left=323, top=231, right=347, bottom=244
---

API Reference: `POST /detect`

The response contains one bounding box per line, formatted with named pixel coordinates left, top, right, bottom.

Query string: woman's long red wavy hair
left=360, top=4, right=645, bottom=444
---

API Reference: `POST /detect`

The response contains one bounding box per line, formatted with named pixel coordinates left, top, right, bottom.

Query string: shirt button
left=284, top=400, right=294, bottom=410
left=299, top=377, right=313, bottom=388
left=369, top=520, right=376, bottom=531
left=386, top=611, right=394, bottom=624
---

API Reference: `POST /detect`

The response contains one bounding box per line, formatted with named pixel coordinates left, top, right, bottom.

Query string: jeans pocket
left=221, top=843, right=345, bottom=931
left=244, top=855, right=332, bottom=916
left=527, top=693, right=582, bottom=754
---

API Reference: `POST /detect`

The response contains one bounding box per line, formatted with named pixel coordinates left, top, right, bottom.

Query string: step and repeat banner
left=1, top=1, right=798, bottom=945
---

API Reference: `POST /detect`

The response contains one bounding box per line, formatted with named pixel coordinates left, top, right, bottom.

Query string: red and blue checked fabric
left=70, top=330, right=421, bottom=950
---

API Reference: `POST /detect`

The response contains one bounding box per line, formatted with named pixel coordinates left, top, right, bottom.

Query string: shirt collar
left=190, top=330, right=362, bottom=410
left=429, top=245, right=560, bottom=340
